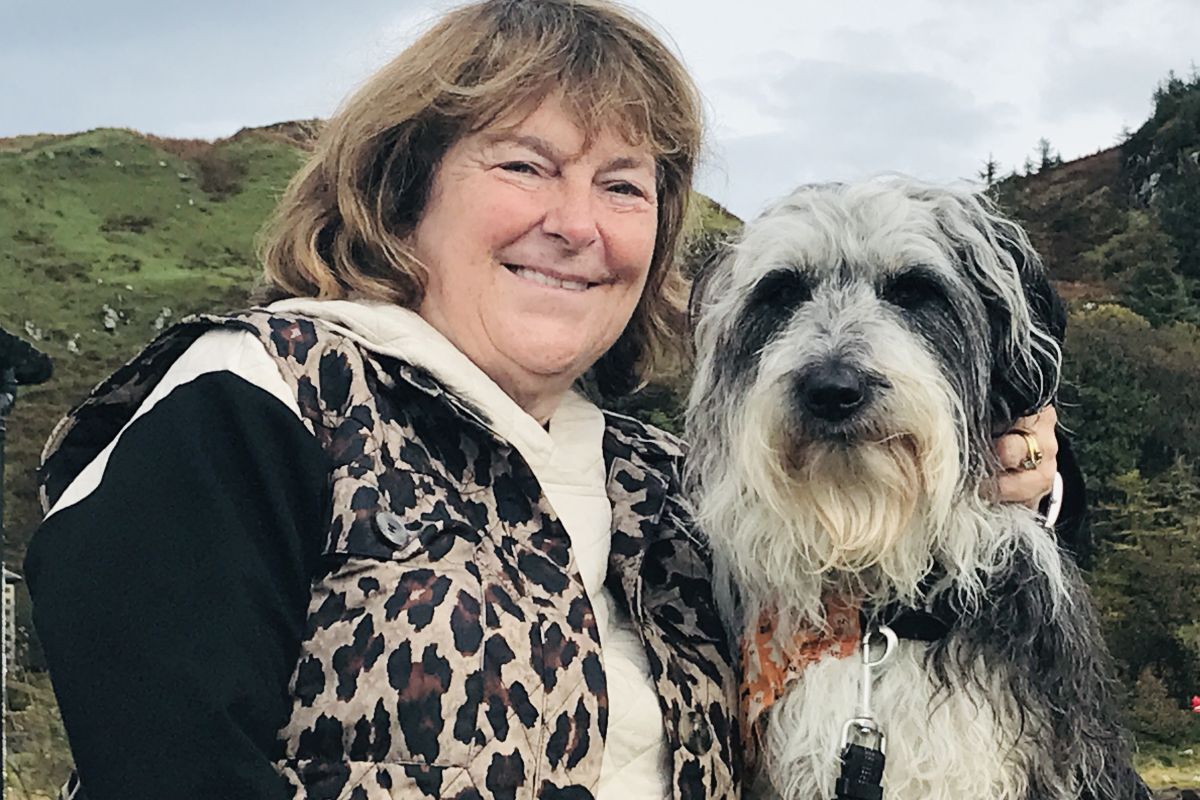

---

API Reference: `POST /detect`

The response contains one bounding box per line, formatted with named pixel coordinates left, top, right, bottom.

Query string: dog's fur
left=685, top=179, right=1146, bottom=799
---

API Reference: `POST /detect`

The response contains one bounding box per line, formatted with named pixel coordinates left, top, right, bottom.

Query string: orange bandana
left=740, top=594, right=862, bottom=769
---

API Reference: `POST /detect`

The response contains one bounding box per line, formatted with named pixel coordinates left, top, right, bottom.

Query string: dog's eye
left=749, top=269, right=812, bottom=309
left=881, top=270, right=940, bottom=310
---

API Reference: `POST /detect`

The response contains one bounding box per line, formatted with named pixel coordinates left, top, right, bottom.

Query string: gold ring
left=1016, top=431, right=1043, bottom=471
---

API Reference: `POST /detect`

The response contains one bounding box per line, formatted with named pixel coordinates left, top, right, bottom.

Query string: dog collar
left=866, top=604, right=952, bottom=642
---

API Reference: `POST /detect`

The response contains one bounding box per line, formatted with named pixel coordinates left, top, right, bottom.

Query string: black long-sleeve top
left=25, top=369, right=331, bottom=799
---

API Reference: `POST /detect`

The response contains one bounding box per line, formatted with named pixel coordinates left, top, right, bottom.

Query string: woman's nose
left=542, top=178, right=600, bottom=250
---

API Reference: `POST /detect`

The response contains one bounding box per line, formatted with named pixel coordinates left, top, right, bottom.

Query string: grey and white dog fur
left=685, top=179, right=1147, bottom=800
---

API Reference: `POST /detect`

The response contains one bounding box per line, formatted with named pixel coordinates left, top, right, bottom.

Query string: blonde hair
left=257, top=0, right=703, bottom=395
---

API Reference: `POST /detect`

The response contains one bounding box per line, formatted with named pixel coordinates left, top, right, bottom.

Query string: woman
left=25, top=1, right=1062, bottom=798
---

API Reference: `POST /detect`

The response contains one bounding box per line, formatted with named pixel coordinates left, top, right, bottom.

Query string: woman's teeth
left=509, top=265, right=590, bottom=292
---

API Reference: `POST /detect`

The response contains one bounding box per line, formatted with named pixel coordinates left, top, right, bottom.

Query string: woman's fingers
left=994, top=406, right=1059, bottom=508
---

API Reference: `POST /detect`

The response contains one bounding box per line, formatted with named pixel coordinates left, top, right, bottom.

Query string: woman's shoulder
left=148, top=326, right=298, bottom=409
left=38, top=324, right=331, bottom=523
left=601, top=408, right=688, bottom=463
left=38, top=315, right=324, bottom=516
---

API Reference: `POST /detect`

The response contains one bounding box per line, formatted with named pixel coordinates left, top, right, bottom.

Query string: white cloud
left=697, top=56, right=1016, bottom=216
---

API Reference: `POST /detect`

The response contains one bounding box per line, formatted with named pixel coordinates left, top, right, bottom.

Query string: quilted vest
left=40, top=310, right=740, bottom=800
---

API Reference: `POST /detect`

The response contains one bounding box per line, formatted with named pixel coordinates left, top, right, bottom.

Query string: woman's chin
left=506, top=344, right=589, bottom=383
left=490, top=318, right=610, bottom=380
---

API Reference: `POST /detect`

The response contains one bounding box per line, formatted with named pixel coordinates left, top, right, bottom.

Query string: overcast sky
left=2, top=0, right=1197, bottom=218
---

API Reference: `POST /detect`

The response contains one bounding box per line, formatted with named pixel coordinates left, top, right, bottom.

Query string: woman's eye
left=500, top=161, right=540, bottom=175
left=607, top=182, right=645, bottom=198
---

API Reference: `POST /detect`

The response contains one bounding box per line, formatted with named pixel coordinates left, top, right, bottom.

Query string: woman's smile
left=502, top=261, right=613, bottom=292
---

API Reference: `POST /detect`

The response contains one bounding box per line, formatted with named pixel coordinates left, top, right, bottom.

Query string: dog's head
left=686, top=178, right=1064, bottom=604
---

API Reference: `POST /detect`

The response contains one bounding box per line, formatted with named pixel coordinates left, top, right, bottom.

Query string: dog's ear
left=930, top=190, right=1064, bottom=433
left=1002, top=231, right=1066, bottom=346
left=987, top=221, right=1065, bottom=432
left=976, top=220, right=1065, bottom=434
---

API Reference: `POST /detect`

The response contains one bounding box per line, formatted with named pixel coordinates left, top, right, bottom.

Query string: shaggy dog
left=685, top=179, right=1147, bottom=800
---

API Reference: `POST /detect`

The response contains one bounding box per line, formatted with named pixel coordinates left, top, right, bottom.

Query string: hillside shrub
left=1062, top=306, right=1200, bottom=491
left=1061, top=306, right=1157, bottom=490
left=1122, top=71, right=1200, bottom=199
left=181, top=243, right=220, bottom=270
left=1083, top=211, right=1175, bottom=279
left=42, top=261, right=90, bottom=284
left=1121, top=71, right=1200, bottom=295
left=100, top=214, right=154, bottom=234
left=12, top=228, right=46, bottom=245
left=1127, top=667, right=1200, bottom=744
left=607, top=381, right=686, bottom=436
left=193, top=149, right=248, bottom=200
left=106, top=253, right=143, bottom=272
left=141, top=134, right=214, bottom=161
left=1139, top=321, right=1200, bottom=474
left=1156, top=155, right=1200, bottom=283
left=1125, top=261, right=1193, bottom=327
left=1077, top=211, right=1194, bottom=325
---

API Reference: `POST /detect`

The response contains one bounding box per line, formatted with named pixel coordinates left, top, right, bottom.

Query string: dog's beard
left=788, top=435, right=924, bottom=570
left=701, top=365, right=970, bottom=628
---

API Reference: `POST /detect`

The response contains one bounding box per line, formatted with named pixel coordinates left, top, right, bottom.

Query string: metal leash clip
left=840, top=624, right=898, bottom=753
left=836, top=625, right=898, bottom=800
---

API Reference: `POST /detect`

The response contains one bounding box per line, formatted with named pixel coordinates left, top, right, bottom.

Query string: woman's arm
left=25, top=370, right=330, bottom=799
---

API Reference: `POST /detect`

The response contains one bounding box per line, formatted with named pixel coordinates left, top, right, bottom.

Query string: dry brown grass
left=140, top=132, right=217, bottom=160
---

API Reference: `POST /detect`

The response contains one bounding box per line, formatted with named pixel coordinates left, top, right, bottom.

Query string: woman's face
left=411, top=95, right=659, bottom=421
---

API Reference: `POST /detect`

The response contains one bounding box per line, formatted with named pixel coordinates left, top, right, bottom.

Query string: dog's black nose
left=798, top=364, right=870, bottom=422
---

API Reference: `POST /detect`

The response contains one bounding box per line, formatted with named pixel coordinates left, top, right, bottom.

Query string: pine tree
left=1082, top=211, right=1193, bottom=325
left=1156, top=149, right=1200, bottom=283
left=1036, top=137, right=1061, bottom=172
left=978, top=154, right=999, bottom=186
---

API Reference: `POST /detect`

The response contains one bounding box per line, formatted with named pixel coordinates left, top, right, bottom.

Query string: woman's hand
left=994, top=405, right=1059, bottom=509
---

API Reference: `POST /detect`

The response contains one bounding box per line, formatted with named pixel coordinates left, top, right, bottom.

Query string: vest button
left=374, top=510, right=417, bottom=548
left=680, top=707, right=713, bottom=755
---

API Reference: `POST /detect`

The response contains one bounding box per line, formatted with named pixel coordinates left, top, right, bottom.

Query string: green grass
left=0, top=128, right=307, bottom=567
left=1136, top=741, right=1200, bottom=790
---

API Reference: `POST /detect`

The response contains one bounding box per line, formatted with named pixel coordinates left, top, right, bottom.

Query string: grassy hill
left=0, top=126, right=310, bottom=796
left=994, top=146, right=1126, bottom=288
left=0, top=129, right=307, bottom=794
left=1, top=127, right=312, bottom=557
